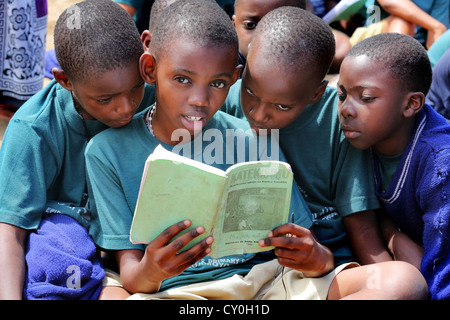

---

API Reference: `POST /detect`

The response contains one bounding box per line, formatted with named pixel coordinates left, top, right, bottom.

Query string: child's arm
left=259, top=223, right=335, bottom=278
left=116, top=220, right=213, bottom=294
left=378, top=0, right=447, bottom=48
left=379, top=215, right=423, bottom=269
left=0, top=223, right=27, bottom=299
left=343, top=210, right=393, bottom=265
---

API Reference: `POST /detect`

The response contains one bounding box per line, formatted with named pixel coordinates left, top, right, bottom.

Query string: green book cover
left=130, top=145, right=293, bottom=259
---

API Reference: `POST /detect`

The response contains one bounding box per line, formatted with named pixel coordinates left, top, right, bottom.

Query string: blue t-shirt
left=85, top=108, right=312, bottom=291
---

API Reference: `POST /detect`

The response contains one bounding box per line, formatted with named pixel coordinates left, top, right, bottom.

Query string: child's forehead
left=163, top=36, right=236, bottom=58
left=236, top=0, right=299, bottom=14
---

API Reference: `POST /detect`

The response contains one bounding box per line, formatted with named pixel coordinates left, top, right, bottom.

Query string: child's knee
left=378, top=261, right=428, bottom=300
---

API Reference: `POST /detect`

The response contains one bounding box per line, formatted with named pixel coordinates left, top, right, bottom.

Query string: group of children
left=0, top=0, right=448, bottom=300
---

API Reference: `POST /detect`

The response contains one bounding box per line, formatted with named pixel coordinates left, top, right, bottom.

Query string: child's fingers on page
left=150, top=220, right=192, bottom=248
left=166, top=225, right=206, bottom=253
left=173, top=237, right=213, bottom=272
left=270, top=223, right=311, bottom=238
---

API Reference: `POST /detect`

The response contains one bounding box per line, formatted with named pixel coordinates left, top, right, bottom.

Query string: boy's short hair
left=148, top=0, right=179, bottom=32
left=150, top=0, right=238, bottom=62
left=54, top=0, right=143, bottom=82
left=251, top=7, right=335, bottom=80
left=234, top=0, right=306, bottom=9
left=347, top=33, right=432, bottom=95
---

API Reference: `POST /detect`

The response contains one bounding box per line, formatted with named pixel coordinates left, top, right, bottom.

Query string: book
left=130, top=144, right=293, bottom=259
left=322, top=0, right=365, bottom=24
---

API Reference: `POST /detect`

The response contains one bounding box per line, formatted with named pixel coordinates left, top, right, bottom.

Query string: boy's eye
left=243, top=20, right=257, bottom=30
left=275, top=104, right=290, bottom=111
left=174, top=76, right=190, bottom=84
left=336, top=91, right=346, bottom=102
left=245, top=87, right=255, bottom=97
left=211, top=81, right=226, bottom=89
left=361, top=96, right=376, bottom=103
left=97, top=97, right=112, bottom=104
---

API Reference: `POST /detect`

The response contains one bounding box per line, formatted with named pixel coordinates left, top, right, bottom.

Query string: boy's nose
left=188, top=87, right=209, bottom=107
left=249, top=104, right=269, bottom=123
left=340, top=101, right=355, bottom=119
left=115, top=97, right=137, bottom=116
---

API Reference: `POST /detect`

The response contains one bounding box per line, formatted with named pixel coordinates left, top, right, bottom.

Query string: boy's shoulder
left=13, top=80, right=68, bottom=123
left=419, top=104, right=450, bottom=151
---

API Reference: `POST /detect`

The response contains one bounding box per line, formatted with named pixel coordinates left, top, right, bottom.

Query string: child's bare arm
left=380, top=215, right=423, bottom=269
left=343, top=210, right=393, bottom=265
left=259, top=223, right=335, bottom=278
left=0, top=223, right=27, bottom=299
left=116, top=220, right=213, bottom=294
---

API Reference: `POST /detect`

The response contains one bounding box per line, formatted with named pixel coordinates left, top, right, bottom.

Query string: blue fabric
left=426, top=49, right=450, bottom=120
left=373, top=105, right=450, bottom=300
left=23, top=214, right=105, bottom=300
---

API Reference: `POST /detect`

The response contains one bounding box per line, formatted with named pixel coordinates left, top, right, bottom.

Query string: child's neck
left=147, top=104, right=195, bottom=146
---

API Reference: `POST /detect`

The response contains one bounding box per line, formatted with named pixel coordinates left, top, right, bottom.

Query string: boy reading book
left=0, top=0, right=155, bottom=300
left=221, top=6, right=428, bottom=299
left=85, top=0, right=355, bottom=300
left=337, top=32, right=450, bottom=300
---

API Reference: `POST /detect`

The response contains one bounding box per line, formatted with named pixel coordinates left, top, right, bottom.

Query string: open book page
left=322, top=0, right=365, bottom=24
left=210, top=161, right=293, bottom=258
left=130, top=147, right=228, bottom=247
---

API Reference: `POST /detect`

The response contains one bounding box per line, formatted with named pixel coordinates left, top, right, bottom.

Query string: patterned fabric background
left=0, top=0, right=47, bottom=102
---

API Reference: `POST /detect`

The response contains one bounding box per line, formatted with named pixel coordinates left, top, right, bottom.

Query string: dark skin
left=260, top=223, right=334, bottom=277
left=117, top=220, right=213, bottom=294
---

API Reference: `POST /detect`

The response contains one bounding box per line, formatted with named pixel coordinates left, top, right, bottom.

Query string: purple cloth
left=23, top=214, right=105, bottom=300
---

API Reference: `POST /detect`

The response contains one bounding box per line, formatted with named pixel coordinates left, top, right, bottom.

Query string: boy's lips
left=181, top=111, right=208, bottom=131
left=341, top=124, right=361, bottom=139
left=113, top=115, right=134, bottom=127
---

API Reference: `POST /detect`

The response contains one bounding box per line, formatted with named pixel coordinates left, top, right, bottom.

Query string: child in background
left=0, top=0, right=154, bottom=299
left=337, top=32, right=450, bottom=300
left=426, top=48, right=450, bottom=120
left=222, top=7, right=428, bottom=299
left=232, top=0, right=350, bottom=74
left=232, top=0, right=306, bottom=71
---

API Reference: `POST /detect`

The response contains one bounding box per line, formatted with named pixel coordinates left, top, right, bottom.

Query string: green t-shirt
left=373, top=151, right=403, bottom=193
left=223, top=81, right=380, bottom=265
left=85, top=108, right=312, bottom=291
left=0, top=80, right=155, bottom=229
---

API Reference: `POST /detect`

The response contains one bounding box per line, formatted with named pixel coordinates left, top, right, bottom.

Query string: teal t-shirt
left=0, top=80, right=155, bottom=229
left=223, top=81, right=380, bottom=265
left=373, top=151, right=403, bottom=193
left=85, top=108, right=312, bottom=291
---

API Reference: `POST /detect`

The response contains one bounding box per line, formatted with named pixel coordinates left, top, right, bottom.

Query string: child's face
left=337, top=55, right=412, bottom=155
left=148, top=39, right=241, bottom=144
left=233, top=0, right=297, bottom=59
left=71, top=62, right=145, bottom=128
left=240, top=42, right=325, bottom=134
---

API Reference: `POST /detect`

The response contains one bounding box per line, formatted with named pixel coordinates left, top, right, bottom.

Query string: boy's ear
left=52, top=68, right=73, bottom=91
left=141, top=30, right=152, bottom=52
left=308, top=80, right=328, bottom=105
left=231, top=64, right=243, bottom=85
left=231, top=15, right=236, bottom=27
left=403, top=92, right=425, bottom=118
left=140, top=51, right=157, bottom=85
